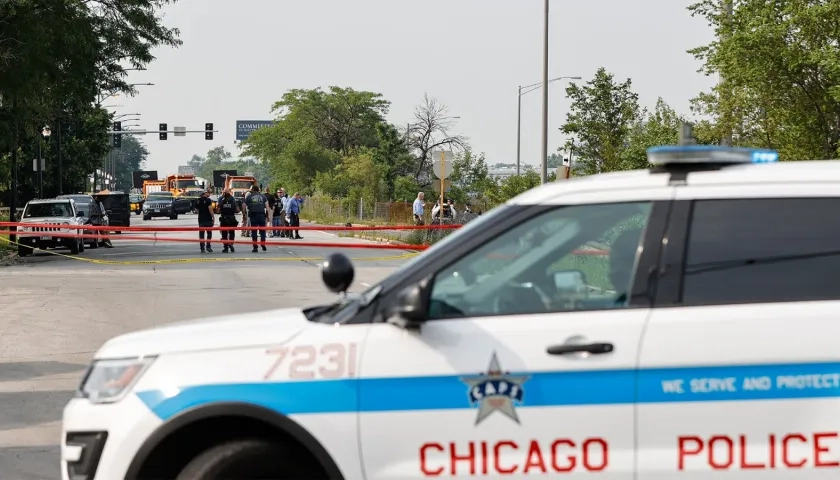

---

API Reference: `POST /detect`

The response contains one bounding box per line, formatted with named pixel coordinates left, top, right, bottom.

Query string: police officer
left=196, top=189, right=215, bottom=253
left=245, top=185, right=270, bottom=252
left=215, top=188, right=240, bottom=253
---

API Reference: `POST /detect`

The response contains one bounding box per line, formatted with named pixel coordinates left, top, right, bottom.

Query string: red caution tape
left=0, top=222, right=460, bottom=232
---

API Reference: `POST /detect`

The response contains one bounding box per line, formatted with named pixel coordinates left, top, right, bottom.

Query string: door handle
left=546, top=342, right=614, bottom=356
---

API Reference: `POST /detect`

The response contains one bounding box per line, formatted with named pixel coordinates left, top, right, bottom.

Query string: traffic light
left=112, top=121, right=121, bottom=148
left=159, top=123, right=167, bottom=140
left=205, top=123, right=213, bottom=140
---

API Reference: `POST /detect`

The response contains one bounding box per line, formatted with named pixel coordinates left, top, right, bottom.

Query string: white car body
left=17, top=199, right=86, bottom=253
left=62, top=149, right=840, bottom=479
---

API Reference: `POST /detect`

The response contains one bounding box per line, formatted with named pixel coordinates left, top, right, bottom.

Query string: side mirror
left=386, top=279, right=429, bottom=330
left=321, top=252, right=355, bottom=294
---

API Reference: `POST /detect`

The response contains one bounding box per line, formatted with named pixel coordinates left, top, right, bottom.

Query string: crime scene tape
left=0, top=222, right=461, bottom=232
left=0, top=235, right=419, bottom=265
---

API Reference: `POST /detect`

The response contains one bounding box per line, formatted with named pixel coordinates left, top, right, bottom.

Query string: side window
left=426, top=202, right=653, bottom=320
left=682, top=198, right=840, bottom=305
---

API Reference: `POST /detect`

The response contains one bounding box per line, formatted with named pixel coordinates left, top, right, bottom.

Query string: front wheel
left=69, top=239, right=80, bottom=254
left=176, top=439, right=300, bottom=480
left=17, top=245, right=30, bottom=257
left=170, top=214, right=178, bottom=220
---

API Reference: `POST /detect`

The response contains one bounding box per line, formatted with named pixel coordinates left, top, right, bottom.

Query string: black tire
left=79, top=239, right=85, bottom=253
left=135, top=211, right=140, bottom=215
left=69, top=239, right=80, bottom=254
left=88, top=237, right=99, bottom=249
left=170, top=214, right=178, bottom=220
left=17, top=245, right=29, bottom=257
left=143, top=216, right=150, bottom=221
left=175, top=439, right=299, bottom=480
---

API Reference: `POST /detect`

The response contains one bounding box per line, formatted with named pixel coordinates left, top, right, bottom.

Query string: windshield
left=175, top=179, right=198, bottom=189
left=320, top=204, right=512, bottom=323
left=129, top=195, right=143, bottom=202
left=24, top=202, right=73, bottom=218
left=229, top=180, right=253, bottom=189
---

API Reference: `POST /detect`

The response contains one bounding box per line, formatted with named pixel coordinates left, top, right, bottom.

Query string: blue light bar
left=647, top=145, right=779, bottom=165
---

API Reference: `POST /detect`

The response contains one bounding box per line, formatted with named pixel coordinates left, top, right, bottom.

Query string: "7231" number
left=264, top=343, right=358, bottom=380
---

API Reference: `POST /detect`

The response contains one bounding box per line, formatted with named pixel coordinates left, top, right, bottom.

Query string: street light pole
left=516, top=76, right=581, bottom=177
left=540, top=0, right=550, bottom=184
left=516, top=87, right=522, bottom=175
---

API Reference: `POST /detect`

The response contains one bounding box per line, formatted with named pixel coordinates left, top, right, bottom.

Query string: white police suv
left=63, top=138, right=840, bottom=480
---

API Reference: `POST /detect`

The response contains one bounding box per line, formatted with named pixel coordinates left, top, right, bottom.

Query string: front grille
left=31, top=226, right=61, bottom=232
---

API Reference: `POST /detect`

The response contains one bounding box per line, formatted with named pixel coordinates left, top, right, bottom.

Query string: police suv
left=62, top=142, right=840, bottom=480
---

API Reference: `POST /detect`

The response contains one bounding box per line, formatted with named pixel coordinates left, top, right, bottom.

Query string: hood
left=95, top=307, right=312, bottom=358
left=20, top=217, right=75, bottom=223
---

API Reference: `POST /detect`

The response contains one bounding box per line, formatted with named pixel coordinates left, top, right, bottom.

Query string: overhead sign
left=236, top=120, right=273, bottom=141
left=132, top=170, right=158, bottom=188
left=174, top=126, right=187, bottom=137
left=212, top=169, right=237, bottom=188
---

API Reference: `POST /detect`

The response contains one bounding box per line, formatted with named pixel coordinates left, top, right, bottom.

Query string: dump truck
left=224, top=175, right=258, bottom=200
left=142, top=180, right=166, bottom=197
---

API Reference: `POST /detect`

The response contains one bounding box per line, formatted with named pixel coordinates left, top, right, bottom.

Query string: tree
left=407, top=94, right=468, bottom=186
left=622, top=98, right=686, bottom=170
left=1, top=0, right=181, bottom=204
left=688, top=0, right=840, bottom=159
left=371, top=123, right=414, bottom=199
left=448, top=149, right=492, bottom=204
left=559, top=68, right=641, bottom=174
left=113, top=135, right=149, bottom=190
left=486, top=171, right=542, bottom=205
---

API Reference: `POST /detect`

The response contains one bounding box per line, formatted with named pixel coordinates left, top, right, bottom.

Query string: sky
left=112, top=0, right=718, bottom=175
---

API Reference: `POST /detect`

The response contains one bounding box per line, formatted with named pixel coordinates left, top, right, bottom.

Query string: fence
left=303, top=197, right=493, bottom=225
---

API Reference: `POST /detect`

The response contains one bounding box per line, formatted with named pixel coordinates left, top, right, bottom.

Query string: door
left=638, top=186, right=840, bottom=479
left=358, top=199, right=668, bottom=479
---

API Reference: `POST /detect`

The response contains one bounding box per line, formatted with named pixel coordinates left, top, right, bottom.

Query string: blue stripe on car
left=136, top=361, right=840, bottom=421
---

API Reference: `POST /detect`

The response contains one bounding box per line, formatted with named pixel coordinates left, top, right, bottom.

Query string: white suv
left=62, top=140, right=840, bottom=479
left=17, top=198, right=86, bottom=257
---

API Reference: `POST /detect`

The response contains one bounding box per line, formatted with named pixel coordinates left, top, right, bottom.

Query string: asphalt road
left=0, top=213, right=416, bottom=479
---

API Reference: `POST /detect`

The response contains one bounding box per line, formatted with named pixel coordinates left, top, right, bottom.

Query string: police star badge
left=460, top=352, right=530, bottom=426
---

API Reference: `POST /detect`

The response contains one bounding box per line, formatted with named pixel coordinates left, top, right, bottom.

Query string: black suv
left=142, top=191, right=191, bottom=220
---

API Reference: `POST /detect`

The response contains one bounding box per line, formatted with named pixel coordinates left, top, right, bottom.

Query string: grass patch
left=0, top=214, right=11, bottom=252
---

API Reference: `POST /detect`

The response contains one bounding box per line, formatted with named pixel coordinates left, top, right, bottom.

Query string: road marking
left=361, top=282, right=371, bottom=287
left=316, top=230, right=337, bottom=236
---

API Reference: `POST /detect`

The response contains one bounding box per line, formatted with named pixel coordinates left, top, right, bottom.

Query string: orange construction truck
left=224, top=175, right=258, bottom=199
left=142, top=180, right=166, bottom=197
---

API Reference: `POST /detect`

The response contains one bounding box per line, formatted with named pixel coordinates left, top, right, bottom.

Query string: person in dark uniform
left=215, top=188, right=240, bottom=253
left=196, top=189, right=215, bottom=253
left=245, top=185, right=270, bottom=252
left=265, top=187, right=277, bottom=237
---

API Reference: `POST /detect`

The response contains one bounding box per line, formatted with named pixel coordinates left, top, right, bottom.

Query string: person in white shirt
left=412, top=192, right=425, bottom=225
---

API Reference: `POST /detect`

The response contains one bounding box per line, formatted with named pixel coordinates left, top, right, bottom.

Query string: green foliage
left=314, top=149, right=386, bottom=209
left=486, top=170, right=541, bottom=204
left=688, top=0, right=840, bottom=159
left=560, top=68, right=641, bottom=174
left=448, top=149, right=493, bottom=204
left=0, top=0, right=181, bottom=202
left=622, top=98, right=686, bottom=170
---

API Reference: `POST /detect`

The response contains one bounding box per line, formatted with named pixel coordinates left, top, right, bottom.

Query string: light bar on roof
left=647, top=145, right=779, bottom=165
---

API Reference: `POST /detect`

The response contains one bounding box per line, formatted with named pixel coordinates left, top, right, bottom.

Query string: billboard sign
left=132, top=170, right=158, bottom=188
left=235, top=120, right=273, bottom=141
left=212, top=169, right=238, bottom=188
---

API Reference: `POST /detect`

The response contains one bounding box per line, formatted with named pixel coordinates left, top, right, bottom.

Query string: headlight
left=77, top=357, right=156, bottom=403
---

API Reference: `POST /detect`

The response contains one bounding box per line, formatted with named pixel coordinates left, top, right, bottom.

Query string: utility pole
left=516, top=86, right=522, bottom=176
left=720, top=0, right=734, bottom=146
left=540, top=0, right=550, bottom=184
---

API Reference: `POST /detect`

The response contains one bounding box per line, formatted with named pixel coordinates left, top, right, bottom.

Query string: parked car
left=142, top=191, right=191, bottom=220
left=16, top=198, right=86, bottom=256
left=57, top=194, right=107, bottom=249
left=130, top=194, right=144, bottom=215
